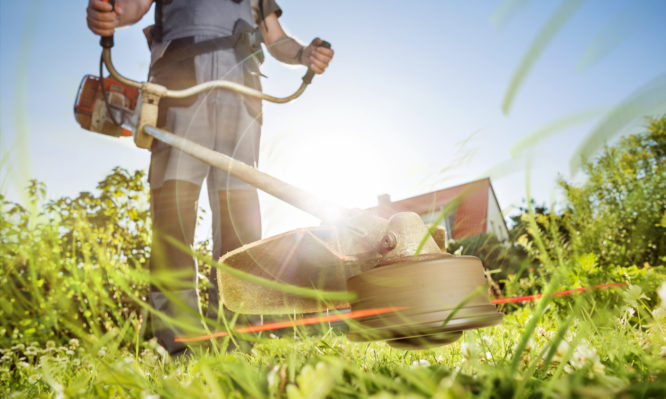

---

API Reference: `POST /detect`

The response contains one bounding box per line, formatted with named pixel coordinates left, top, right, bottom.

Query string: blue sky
left=1, top=0, right=665, bottom=238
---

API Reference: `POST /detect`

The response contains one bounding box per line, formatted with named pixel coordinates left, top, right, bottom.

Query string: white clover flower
left=658, top=281, right=666, bottom=309
left=482, top=335, right=492, bottom=346
left=553, top=340, right=569, bottom=363
left=46, top=341, right=56, bottom=349
left=28, top=375, right=39, bottom=384
left=461, top=341, right=480, bottom=361
left=52, top=382, right=64, bottom=399
left=660, top=346, right=666, bottom=357
left=97, top=347, right=106, bottom=357
left=155, top=345, right=168, bottom=358
left=623, top=306, right=636, bottom=317
left=267, top=365, right=279, bottom=387
left=411, top=359, right=430, bottom=367
left=653, top=307, right=666, bottom=321
left=439, top=376, right=454, bottom=389
left=591, top=359, right=605, bottom=375
left=69, top=338, right=79, bottom=349
left=571, top=341, right=600, bottom=370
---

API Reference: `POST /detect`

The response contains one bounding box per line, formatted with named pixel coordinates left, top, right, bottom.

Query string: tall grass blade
left=569, top=75, right=666, bottom=173
left=501, top=0, right=585, bottom=114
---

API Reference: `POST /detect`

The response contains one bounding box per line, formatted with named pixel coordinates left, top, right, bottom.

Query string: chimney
left=377, top=193, right=391, bottom=206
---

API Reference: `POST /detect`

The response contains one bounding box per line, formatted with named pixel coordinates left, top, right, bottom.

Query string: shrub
left=559, top=116, right=666, bottom=268
left=0, top=168, right=151, bottom=348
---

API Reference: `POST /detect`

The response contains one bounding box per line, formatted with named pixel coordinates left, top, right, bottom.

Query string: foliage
left=446, top=233, right=529, bottom=284
left=559, top=116, right=666, bottom=269
left=0, top=167, right=151, bottom=349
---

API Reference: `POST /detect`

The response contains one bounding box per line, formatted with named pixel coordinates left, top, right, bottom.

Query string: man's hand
left=260, top=13, right=334, bottom=73
left=87, top=0, right=123, bottom=36
left=302, top=38, right=334, bottom=74
left=86, top=0, right=152, bottom=36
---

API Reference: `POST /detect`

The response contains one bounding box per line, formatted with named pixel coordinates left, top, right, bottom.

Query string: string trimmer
left=74, top=8, right=502, bottom=349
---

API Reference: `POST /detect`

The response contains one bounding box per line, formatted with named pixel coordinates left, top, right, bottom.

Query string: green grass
left=1, top=160, right=666, bottom=397
left=1, top=296, right=665, bottom=398
left=1, top=182, right=665, bottom=398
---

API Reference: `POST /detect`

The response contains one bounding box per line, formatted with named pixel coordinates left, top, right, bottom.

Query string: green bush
left=559, top=116, right=666, bottom=268
left=0, top=168, right=151, bottom=349
left=446, top=233, right=529, bottom=281
left=497, top=117, right=666, bottom=303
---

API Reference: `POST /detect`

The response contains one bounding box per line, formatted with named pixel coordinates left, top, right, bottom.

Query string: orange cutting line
left=490, top=282, right=627, bottom=304
left=176, top=282, right=627, bottom=343
left=175, top=307, right=407, bottom=343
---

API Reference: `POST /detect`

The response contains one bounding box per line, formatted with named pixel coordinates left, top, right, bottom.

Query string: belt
left=151, top=20, right=264, bottom=74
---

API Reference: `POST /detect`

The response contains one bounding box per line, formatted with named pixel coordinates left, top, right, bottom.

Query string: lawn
left=1, top=118, right=665, bottom=398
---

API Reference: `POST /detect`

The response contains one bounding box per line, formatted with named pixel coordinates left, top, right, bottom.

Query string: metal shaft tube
left=143, top=125, right=347, bottom=222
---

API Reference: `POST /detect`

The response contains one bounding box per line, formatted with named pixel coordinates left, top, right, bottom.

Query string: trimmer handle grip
left=100, top=0, right=116, bottom=49
left=302, top=40, right=332, bottom=85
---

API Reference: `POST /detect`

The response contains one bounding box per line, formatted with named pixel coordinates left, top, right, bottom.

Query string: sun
left=258, top=128, right=391, bottom=235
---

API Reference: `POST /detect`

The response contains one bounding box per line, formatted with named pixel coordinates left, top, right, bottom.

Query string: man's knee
left=150, top=179, right=202, bottom=285
left=216, top=189, right=261, bottom=255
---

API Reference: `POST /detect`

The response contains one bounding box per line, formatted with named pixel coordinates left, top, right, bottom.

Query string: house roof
left=368, top=178, right=491, bottom=218
left=367, top=178, right=508, bottom=240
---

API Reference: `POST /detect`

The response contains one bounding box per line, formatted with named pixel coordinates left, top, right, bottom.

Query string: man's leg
left=207, top=188, right=262, bottom=323
left=149, top=179, right=202, bottom=355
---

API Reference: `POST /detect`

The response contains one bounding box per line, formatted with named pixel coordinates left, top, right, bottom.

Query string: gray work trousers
left=147, top=36, right=262, bottom=355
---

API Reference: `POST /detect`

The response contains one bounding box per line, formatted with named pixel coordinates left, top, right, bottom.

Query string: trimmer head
left=218, top=212, right=502, bottom=349
left=346, top=255, right=502, bottom=348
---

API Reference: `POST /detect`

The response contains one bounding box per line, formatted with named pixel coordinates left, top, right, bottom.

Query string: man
left=86, top=0, right=334, bottom=355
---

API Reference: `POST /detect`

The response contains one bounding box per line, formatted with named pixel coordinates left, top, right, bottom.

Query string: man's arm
left=258, top=13, right=333, bottom=74
left=87, top=0, right=153, bottom=37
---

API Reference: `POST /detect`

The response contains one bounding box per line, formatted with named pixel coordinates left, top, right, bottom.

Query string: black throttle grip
left=302, top=40, right=332, bottom=84
left=100, top=0, right=116, bottom=49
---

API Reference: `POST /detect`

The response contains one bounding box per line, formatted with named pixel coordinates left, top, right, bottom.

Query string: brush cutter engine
left=76, top=27, right=502, bottom=349
left=74, top=74, right=139, bottom=138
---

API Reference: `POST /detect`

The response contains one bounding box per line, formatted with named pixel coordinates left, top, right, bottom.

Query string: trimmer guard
left=218, top=226, right=362, bottom=314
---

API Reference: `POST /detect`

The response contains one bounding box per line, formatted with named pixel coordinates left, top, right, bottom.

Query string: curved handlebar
left=101, top=41, right=330, bottom=104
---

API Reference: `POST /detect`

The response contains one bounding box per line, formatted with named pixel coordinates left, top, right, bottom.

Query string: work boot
left=150, top=289, right=202, bottom=356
